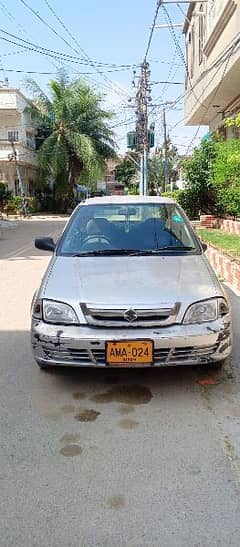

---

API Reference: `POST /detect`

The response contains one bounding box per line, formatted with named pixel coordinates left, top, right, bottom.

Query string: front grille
left=42, top=346, right=91, bottom=363
left=154, top=348, right=170, bottom=364
left=41, top=344, right=219, bottom=366
left=80, top=302, right=180, bottom=328
left=155, top=344, right=219, bottom=365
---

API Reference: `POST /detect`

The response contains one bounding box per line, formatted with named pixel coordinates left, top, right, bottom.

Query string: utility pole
left=8, top=140, right=25, bottom=194
left=135, top=61, right=151, bottom=195
left=163, top=107, right=169, bottom=192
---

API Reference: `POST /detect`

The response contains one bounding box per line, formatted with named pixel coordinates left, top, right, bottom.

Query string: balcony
left=204, top=0, right=237, bottom=57
left=0, top=141, right=37, bottom=166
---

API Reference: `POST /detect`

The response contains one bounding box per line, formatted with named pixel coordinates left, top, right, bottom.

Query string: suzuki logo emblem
left=124, top=308, right=138, bottom=322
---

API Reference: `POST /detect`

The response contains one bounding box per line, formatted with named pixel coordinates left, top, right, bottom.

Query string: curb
left=207, top=244, right=240, bottom=292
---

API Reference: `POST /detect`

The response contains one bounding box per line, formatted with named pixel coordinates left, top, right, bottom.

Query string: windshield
left=58, top=202, right=199, bottom=256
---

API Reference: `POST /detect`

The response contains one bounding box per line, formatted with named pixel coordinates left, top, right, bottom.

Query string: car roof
left=83, top=195, right=175, bottom=205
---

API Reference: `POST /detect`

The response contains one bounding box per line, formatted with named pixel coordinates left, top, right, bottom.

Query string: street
left=1, top=218, right=240, bottom=547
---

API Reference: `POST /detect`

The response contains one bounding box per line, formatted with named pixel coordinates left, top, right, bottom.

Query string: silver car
left=31, top=196, right=232, bottom=370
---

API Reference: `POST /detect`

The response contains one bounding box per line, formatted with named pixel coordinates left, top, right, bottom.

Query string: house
left=184, top=0, right=240, bottom=136
left=0, top=86, right=37, bottom=194
left=97, top=158, right=125, bottom=195
left=175, top=155, right=192, bottom=190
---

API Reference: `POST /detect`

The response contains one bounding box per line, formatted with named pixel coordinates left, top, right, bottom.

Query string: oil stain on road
left=72, top=392, right=86, bottom=400
left=91, top=385, right=152, bottom=405
left=118, top=418, right=139, bottom=429
left=60, top=444, right=83, bottom=457
left=74, top=408, right=101, bottom=422
left=117, top=405, right=135, bottom=415
left=60, top=433, right=81, bottom=444
left=108, top=495, right=125, bottom=510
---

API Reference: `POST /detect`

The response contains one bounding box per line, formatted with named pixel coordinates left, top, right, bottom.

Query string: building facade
left=97, top=158, right=125, bottom=195
left=0, top=87, right=37, bottom=194
left=184, top=0, right=240, bottom=135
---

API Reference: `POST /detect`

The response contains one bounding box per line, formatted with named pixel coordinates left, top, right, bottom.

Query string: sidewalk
left=5, top=214, right=69, bottom=222
left=0, top=218, right=19, bottom=231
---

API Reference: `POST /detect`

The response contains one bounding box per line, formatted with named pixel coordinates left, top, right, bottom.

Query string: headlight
left=42, top=300, right=79, bottom=324
left=183, top=297, right=229, bottom=324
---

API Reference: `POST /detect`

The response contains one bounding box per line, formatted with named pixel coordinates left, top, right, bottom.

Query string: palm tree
left=25, top=72, right=117, bottom=203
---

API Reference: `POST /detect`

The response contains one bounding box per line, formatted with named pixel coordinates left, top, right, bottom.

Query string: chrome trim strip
left=80, top=302, right=181, bottom=327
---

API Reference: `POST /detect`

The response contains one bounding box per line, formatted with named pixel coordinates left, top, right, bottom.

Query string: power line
left=144, top=0, right=161, bottom=61
left=0, top=34, right=132, bottom=100
left=161, top=4, right=208, bottom=112
left=185, top=39, right=238, bottom=154
left=0, top=34, right=86, bottom=65
left=43, top=0, right=95, bottom=65
left=167, top=35, right=240, bottom=135
left=18, top=0, right=130, bottom=99
left=42, top=0, right=131, bottom=99
left=2, top=48, right=31, bottom=57
left=151, top=81, right=183, bottom=85
left=158, top=47, right=179, bottom=100
left=167, top=33, right=240, bottom=135
left=0, top=27, right=138, bottom=68
left=0, top=67, right=133, bottom=75
left=19, top=0, right=86, bottom=59
left=110, top=116, right=136, bottom=129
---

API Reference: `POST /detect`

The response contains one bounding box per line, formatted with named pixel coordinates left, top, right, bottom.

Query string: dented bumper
left=31, top=315, right=232, bottom=368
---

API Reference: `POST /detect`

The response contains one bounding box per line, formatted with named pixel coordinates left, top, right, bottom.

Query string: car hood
left=41, top=254, right=222, bottom=321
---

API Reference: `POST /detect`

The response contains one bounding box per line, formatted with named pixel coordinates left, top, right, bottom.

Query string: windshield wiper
left=72, top=249, right=142, bottom=257
left=130, top=246, right=195, bottom=255
left=71, top=246, right=195, bottom=257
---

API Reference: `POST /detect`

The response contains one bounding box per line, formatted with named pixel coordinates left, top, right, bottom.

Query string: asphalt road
left=1, top=218, right=240, bottom=547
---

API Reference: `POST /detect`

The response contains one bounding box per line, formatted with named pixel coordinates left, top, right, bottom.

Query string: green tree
left=26, top=73, right=116, bottom=206
left=212, top=139, right=240, bottom=218
left=212, top=139, right=240, bottom=187
left=225, top=113, right=240, bottom=128
left=148, top=151, right=164, bottom=194
left=148, top=141, right=179, bottom=195
left=115, top=152, right=139, bottom=190
left=182, top=140, right=217, bottom=218
left=0, top=183, right=12, bottom=210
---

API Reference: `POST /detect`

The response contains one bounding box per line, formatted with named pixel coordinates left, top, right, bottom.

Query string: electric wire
left=18, top=0, right=130, bottom=99
left=0, top=28, right=138, bottom=68
left=185, top=39, right=238, bottom=154
left=144, top=0, right=162, bottom=61
left=161, top=4, right=208, bottom=112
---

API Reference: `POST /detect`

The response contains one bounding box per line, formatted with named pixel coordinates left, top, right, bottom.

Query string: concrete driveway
left=1, top=218, right=240, bottom=547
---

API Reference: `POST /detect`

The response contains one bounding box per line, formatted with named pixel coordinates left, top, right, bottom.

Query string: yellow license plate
left=106, top=340, right=153, bottom=366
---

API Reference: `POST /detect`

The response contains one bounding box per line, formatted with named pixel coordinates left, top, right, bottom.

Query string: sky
left=0, top=0, right=207, bottom=155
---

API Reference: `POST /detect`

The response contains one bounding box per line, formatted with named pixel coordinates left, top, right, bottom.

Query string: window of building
left=26, top=131, right=36, bottom=149
left=199, top=4, right=204, bottom=65
left=8, top=131, right=19, bottom=142
left=14, top=179, right=20, bottom=195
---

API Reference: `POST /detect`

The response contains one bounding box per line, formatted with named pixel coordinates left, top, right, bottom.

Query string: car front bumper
left=31, top=315, right=232, bottom=368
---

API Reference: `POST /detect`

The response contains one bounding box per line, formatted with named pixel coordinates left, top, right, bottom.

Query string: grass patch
left=198, top=228, right=240, bottom=259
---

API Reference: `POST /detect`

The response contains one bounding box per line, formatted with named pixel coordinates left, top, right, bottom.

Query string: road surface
left=1, top=217, right=240, bottom=547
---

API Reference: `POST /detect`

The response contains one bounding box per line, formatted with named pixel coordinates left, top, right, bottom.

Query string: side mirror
left=200, top=240, right=207, bottom=252
left=35, top=237, right=56, bottom=252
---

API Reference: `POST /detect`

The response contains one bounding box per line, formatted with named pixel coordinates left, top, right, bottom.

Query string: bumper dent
left=31, top=317, right=232, bottom=367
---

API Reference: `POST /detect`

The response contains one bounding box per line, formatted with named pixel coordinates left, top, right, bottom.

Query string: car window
left=58, top=203, right=199, bottom=255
